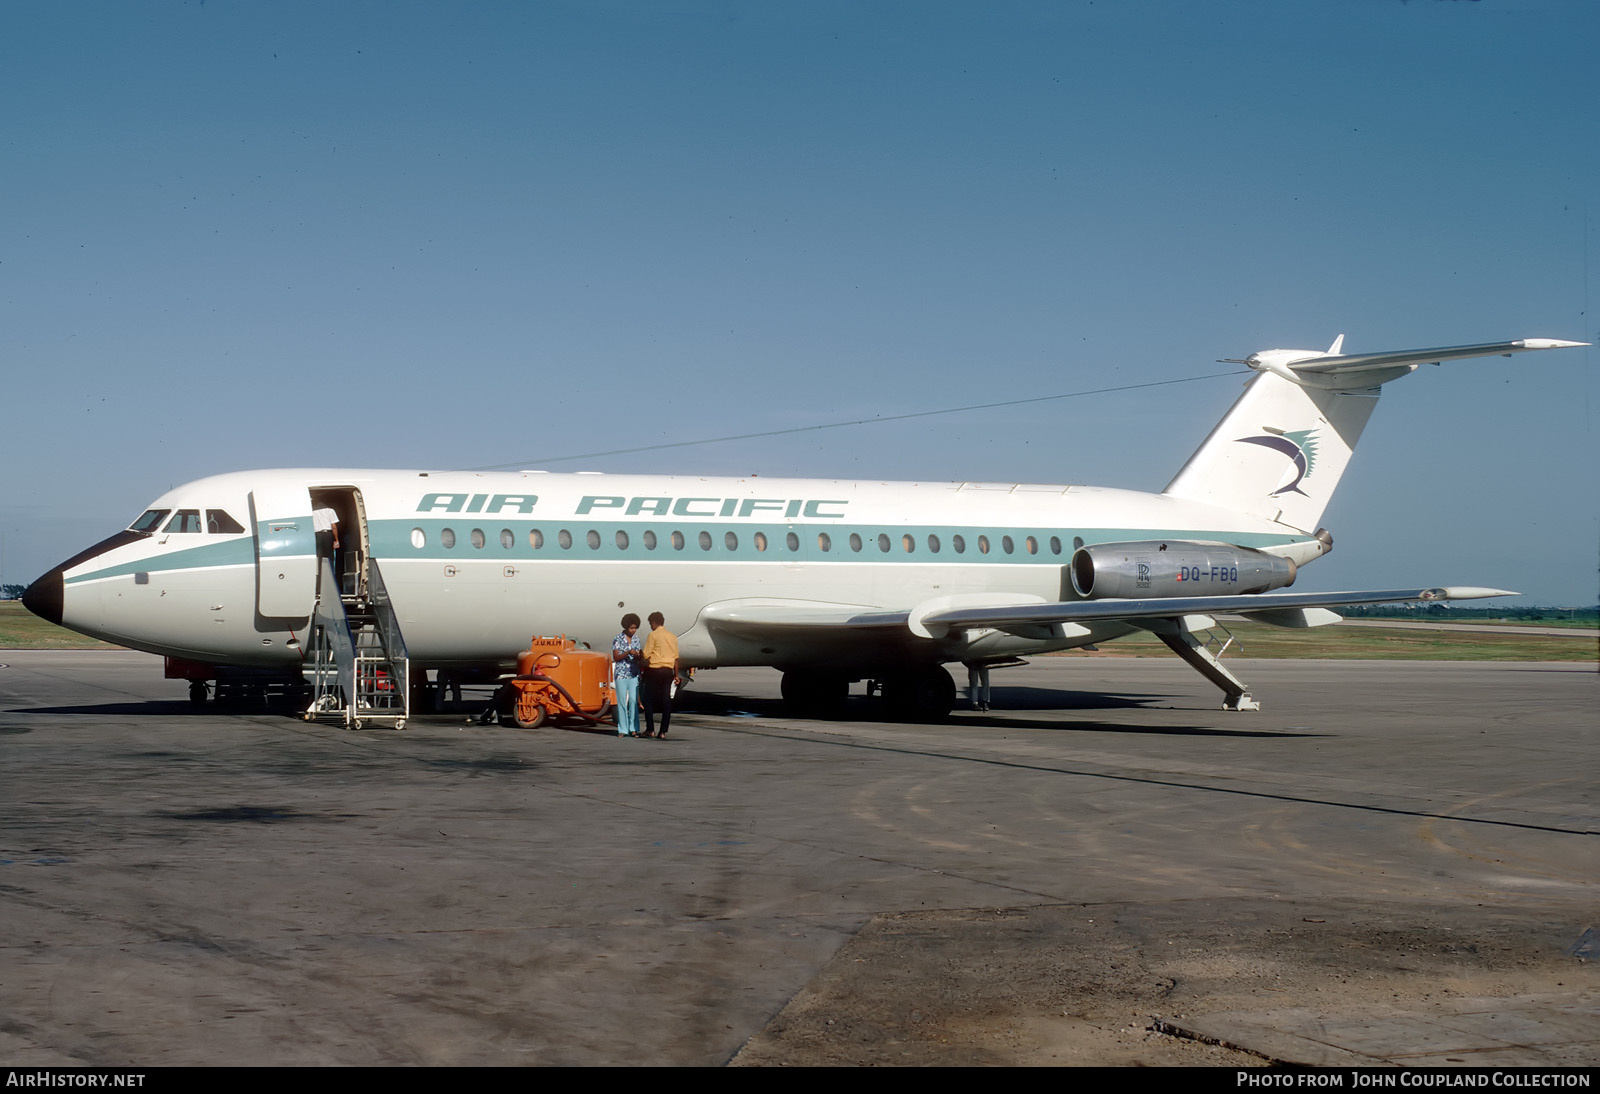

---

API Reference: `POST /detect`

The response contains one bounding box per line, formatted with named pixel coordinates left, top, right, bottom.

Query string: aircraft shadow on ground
left=5, top=690, right=1330, bottom=741
left=978, top=717, right=1330, bottom=738
left=6, top=700, right=206, bottom=717
left=676, top=686, right=1158, bottom=717
left=676, top=690, right=1331, bottom=739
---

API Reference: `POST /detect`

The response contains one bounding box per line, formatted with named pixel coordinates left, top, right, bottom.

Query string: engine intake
left=1070, top=540, right=1297, bottom=599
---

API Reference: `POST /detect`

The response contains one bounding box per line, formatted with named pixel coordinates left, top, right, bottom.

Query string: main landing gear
left=779, top=670, right=849, bottom=716
left=877, top=666, right=958, bottom=719
left=780, top=665, right=958, bottom=720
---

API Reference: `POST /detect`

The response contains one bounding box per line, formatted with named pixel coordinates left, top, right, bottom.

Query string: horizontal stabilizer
left=1284, top=337, right=1583, bottom=373
left=1232, top=338, right=1587, bottom=391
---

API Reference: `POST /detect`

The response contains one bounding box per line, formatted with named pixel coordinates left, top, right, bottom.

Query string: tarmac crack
left=703, top=719, right=1598, bottom=837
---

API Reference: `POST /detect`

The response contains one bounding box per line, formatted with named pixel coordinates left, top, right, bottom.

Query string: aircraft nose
left=21, top=530, right=144, bottom=629
left=21, top=568, right=63, bottom=625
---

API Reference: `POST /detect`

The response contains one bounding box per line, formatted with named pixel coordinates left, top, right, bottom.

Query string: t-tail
left=1162, top=335, right=1586, bottom=534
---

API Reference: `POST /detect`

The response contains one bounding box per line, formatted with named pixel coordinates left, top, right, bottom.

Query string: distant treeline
left=1342, top=603, right=1599, bottom=625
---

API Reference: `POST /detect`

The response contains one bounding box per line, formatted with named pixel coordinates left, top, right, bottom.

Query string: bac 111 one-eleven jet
left=23, top=334, right=1586, bottom=717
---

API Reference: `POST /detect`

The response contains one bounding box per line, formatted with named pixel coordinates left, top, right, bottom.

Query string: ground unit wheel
left=188, top=681, right=208, bottom=709
left=513, top=695, right=547, bottom=729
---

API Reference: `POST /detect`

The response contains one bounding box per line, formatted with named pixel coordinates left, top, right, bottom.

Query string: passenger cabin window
left=786, top=532, right=799, bottom=552
left=206, top=510, right=245, bottom=534
left=130, top=509, right=170, bottom=534
left=163, top=510, right=202, bottom=533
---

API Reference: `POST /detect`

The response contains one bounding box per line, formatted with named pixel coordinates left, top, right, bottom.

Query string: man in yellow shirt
left=641, top=611, right=680, bottom=738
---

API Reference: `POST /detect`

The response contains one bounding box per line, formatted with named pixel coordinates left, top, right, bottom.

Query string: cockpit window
left=129, top=509, right=171, bottom=534
left=206, top=509, right=245, bottom=534
left=163, top=509, right=203, bottom=533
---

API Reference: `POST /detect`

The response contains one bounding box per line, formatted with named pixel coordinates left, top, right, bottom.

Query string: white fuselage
left=46, top=467, right=1313, bottom=672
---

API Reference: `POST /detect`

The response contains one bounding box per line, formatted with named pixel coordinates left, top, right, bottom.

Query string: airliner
left=23, top=334, right=1585, bottom=717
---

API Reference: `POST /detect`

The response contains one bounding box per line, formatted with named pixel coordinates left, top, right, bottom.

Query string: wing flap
left=1236, top=606, right=1344, bottom=629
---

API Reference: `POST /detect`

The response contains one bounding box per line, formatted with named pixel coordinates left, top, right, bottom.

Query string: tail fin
left=1162, top=336, right=1585, bottom=533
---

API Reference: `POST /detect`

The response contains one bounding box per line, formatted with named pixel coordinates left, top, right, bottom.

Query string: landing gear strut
left=1154, top=628, right=1261, bottom=711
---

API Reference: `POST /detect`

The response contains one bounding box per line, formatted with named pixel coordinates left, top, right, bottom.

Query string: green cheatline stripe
left=64, top=538, right=257, bottom=584
left=366, top=518, right=1298, bottom=563
left=63, top=522, right=1303, bottom=580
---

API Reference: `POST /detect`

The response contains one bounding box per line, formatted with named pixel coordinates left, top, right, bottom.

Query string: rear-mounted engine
left=1070, top=540, right=1297, bottom=599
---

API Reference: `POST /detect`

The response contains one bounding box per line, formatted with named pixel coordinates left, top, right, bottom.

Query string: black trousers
left=642, top=667, right=674, bottom=736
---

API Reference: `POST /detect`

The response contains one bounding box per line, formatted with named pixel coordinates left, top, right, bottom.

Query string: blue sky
left=3, top=0, right=1595, bottom=604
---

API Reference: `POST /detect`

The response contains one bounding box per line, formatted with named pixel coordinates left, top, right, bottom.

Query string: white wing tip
left=1515, top=338, right=1588, bottom=350
left=1423, top=586, right=1519, bottom=601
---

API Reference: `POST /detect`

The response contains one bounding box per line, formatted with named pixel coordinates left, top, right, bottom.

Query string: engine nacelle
left=1070, top=540, right=1297, bottom=599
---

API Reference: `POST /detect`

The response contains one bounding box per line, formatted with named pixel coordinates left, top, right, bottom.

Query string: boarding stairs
left=1152, top=616, right=1260, bottom=712
left=302, top=557, right=410, bottom=730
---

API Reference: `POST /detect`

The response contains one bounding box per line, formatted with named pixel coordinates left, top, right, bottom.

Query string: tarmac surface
left=0, top=651, right=1593, bottom=1067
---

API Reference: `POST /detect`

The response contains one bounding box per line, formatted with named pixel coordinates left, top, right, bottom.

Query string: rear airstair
left=303, top=556, right=410, bottom=730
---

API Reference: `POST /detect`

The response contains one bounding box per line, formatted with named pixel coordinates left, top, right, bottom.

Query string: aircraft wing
left=697, top=588, right=1513, bottom=646
left=917, top=586, right=1515, bottom=636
